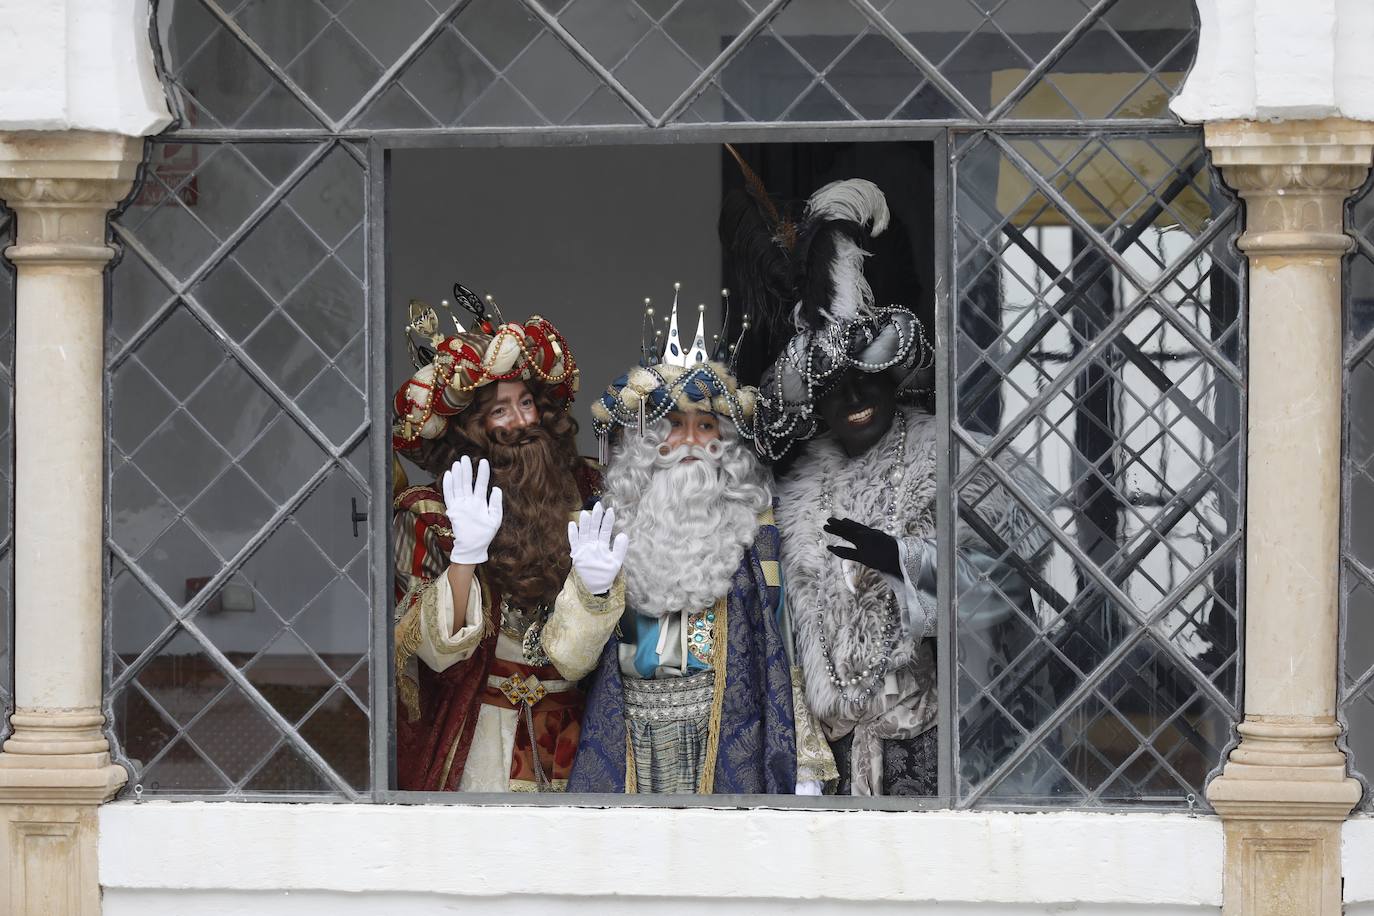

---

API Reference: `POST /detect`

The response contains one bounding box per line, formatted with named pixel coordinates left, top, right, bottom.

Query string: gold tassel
left=697, top=596, right=728, bottom=794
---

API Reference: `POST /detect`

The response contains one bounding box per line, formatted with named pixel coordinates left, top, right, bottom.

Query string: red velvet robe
left=392, top=463, right=601, bottom=792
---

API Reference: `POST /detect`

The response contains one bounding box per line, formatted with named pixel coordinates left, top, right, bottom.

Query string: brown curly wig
left=426, top=381, right=581, bottom=610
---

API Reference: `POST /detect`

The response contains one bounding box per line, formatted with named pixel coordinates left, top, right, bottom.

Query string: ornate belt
left=480, top=671, right=580, bottom=711
left=623, top=669, right=716, bottom=723
left=479, top=669, right=582, bottom=793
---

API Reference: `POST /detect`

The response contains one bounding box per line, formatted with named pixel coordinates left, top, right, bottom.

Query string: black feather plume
left=718, top=187, right=793, bottom=362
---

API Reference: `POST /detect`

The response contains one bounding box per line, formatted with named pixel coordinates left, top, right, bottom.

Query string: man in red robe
left=391, top=297, right=599, bottom=791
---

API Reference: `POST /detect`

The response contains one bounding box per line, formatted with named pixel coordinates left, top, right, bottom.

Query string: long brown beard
left=440, top=387, right=581, bottom=609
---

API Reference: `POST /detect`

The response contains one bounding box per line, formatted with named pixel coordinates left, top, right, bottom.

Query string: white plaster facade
left=0, top=1, right=1372, bottom=913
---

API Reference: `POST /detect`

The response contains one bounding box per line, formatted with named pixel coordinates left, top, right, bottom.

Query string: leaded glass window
left=1341, top=180, right=1374, bottom=807
left=105, top=0, right=1239, bottom=806
left=0, top=207, right=13, bottom=743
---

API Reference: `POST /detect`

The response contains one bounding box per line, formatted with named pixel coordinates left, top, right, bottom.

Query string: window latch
left=351, top=497, right=368, bottom=538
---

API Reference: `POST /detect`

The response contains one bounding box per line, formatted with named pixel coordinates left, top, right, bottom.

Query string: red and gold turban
left=392, top=305, right=578, bottom=461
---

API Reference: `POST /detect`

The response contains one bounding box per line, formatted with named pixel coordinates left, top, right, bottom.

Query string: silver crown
left=640, top=283, right=747, bottom=370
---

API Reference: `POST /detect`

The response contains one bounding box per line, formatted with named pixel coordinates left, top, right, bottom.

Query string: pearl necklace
left=816, top=410, right=909, bottom=705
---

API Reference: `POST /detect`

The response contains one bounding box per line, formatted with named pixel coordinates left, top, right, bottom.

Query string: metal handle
left=351, top=497, right=367, bottom=538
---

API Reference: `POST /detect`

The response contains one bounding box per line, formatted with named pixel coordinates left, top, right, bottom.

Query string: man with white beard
left=541, top=298, right=828, bottom=794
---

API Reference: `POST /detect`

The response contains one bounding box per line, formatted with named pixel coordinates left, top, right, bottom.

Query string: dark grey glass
left=108, top=140, right=370, bottom=798
left=951, top=132, right=1242, bottom=807
left=0, top=209, right=11, bottom=741
left=1342, top=182, right=1374, bottom=807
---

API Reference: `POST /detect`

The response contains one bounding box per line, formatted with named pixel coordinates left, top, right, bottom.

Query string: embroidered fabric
left=623, top=669, right=716, bottom=723
left=791, top=665, right=841, bottom=783
left=624, top=670, right=717, bottom=794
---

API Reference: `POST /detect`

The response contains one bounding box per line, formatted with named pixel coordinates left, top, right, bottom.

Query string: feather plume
left=804, top=178, right=889, bottom=236
left=724, top=144, right=796, bottom=250
left=793, top=179, right=890, bottom=327
left=718, top=186, right=792, bottom=357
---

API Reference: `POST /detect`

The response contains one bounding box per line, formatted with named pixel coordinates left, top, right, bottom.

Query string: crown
left=640, top=282, right=750, bottom=371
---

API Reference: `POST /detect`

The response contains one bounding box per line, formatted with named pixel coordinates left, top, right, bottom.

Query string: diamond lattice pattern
left=0, top=211, right=13, bottom=742
left=951, top=133, right=1241, bottom=807
left=1341, top=185, right=1374, bottom=807
left=157, top=0, right=1195, bottom=130
left=107, top=0, right=1208, bottom=798
left=107, top=140, right=370, bottom=797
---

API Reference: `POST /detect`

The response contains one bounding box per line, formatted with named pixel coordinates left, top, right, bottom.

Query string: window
left=0, top=206, right=12, bottom=744
left=104, top=0, right=1237, bottom=806
left=1342, top=180, right=1374, bottom=807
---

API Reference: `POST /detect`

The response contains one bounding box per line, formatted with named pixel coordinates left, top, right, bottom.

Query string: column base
left=1207, top=720, right=1361, bottom=916
left=0, top=708, right=128, bottom=915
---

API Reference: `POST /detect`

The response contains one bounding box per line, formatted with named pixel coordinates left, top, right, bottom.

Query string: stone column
left=0, top=131, right=142, bottom=915
left=1205, top=118, right=1372, bottom=916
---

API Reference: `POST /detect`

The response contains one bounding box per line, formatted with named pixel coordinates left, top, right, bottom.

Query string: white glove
left=442, top=456, right=503, bottom=565
left=795, top=780, right=823, bottom=796
left=568, top=502, right=629, bottom=596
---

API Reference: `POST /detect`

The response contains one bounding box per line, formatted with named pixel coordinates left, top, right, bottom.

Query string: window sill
left=100, top=802, right=1222, bottom=906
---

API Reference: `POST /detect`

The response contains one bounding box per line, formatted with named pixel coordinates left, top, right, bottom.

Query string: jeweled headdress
left=723, top=176, right=934, bottom=460
left=590, top=283, right=759, bottom=461
left=392, top=283, right=578, bottom=464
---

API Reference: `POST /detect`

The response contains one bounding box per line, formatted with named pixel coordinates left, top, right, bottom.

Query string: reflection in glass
left=953, top=133, right=1241, bottom=805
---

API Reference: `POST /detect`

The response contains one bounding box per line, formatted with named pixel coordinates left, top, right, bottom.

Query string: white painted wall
left=1343, top=816, right=1374, bottom=905
left=1172, top=0, right=1374, bottom=122
left=0, top=0, right=170, bottom=134
left=99, top=803, right=1222, bottom=913
left=102, top=892, right=1213, bottom=916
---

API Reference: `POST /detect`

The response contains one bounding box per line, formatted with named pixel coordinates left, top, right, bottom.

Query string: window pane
left=952, top=131, right=1241, bottom=807
left=159, top=0, right=1189, bottom=131
left=0, top=209, right=12, bottom=742
left=1342, top=181, right=1374, bottom=807
left=107, top=141, right=371, bottom=798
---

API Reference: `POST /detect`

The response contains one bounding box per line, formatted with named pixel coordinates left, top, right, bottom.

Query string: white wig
left=604, top=416, right=771, bottom=617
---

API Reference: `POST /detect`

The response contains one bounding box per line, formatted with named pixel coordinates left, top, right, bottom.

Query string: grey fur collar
left=777, top=408, right=935, bottom=725
left=777, top=406, right=1053, bottom=725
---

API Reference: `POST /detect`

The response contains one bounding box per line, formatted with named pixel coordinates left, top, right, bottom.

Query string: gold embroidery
left=571, top=566, right=626, bottom=613
left=437, top=715, right=468, bottom=790
left=697, top=596, right=728, bottom=794
left=791, top=665, right=840, bottom=783
left=625, top=731, right=637, bottom=794
left=394, top=584, right=425, bottom=721
left=510, top=778, right=569, bottom=793
left=395, top=485, right=446, bottom=514
left=421, top=574, right=489, bottom=656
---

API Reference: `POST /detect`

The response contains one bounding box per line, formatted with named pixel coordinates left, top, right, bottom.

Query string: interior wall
left=388, top=144, right=723, bottom=460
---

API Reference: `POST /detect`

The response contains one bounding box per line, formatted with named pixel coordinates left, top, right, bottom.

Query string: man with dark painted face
left=743, top=179, right=1053, bottom=797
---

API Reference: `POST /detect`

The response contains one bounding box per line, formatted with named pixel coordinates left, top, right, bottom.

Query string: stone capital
left=1205, top=118, right=1374, bottom=254
left=0, top=130, right=143, bottom=260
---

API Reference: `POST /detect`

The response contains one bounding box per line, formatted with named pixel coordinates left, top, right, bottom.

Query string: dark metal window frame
left=1339, top=172, right=1374, bottom=809
left=360, top=121, right=1236, bottom=811
left=101, top=0, right=1238, bottom=808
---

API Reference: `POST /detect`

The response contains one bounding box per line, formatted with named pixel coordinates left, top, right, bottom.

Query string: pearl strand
left=814, top=410, right=910, bottom=705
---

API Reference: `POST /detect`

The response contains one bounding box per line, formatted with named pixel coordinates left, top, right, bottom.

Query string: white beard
left=604, top=422, right=771, bottom=618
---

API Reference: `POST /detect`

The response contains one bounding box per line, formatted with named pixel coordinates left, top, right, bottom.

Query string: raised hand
left=568, top=502, right=630, bottom=596
left=824, top=516, right=901, bottom=578
left=442, top=456, right=503, bottom=565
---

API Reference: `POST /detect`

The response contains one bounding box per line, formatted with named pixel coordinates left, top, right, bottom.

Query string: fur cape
left=776, top=405, right=1054, bottom=728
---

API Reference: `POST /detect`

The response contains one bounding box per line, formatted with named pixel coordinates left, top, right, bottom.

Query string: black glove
left=824, top=516, right=901, bottom=578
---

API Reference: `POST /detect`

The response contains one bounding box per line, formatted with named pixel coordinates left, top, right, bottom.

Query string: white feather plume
left=827, top=235, right=874, bottom=322
left=804, top=178, right=890, bottom=237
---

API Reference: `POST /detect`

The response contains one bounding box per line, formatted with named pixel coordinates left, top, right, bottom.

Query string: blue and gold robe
left=544, top=520, right=797, bottom=793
